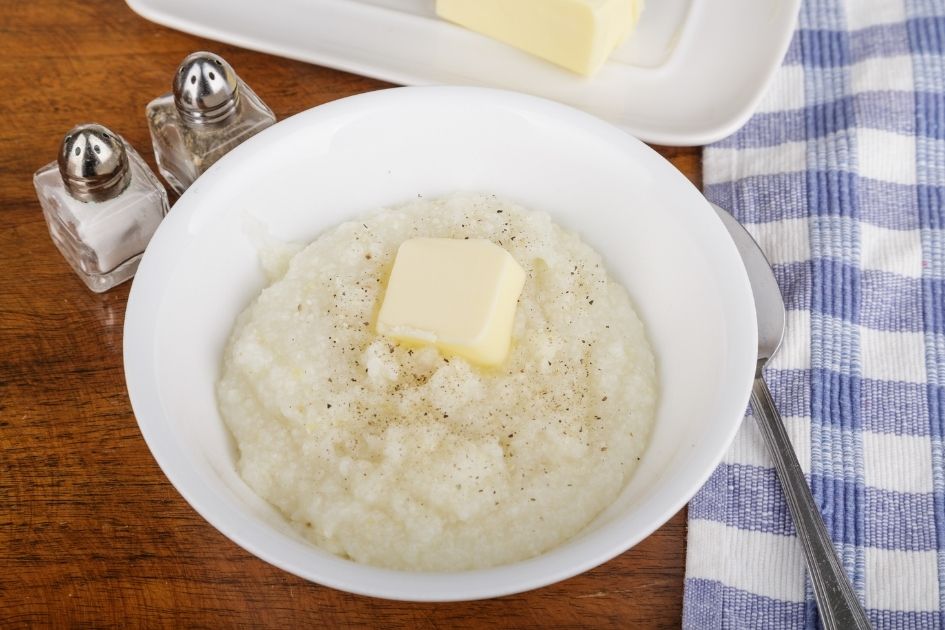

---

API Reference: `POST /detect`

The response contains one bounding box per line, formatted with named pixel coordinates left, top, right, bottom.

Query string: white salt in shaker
left=146, top=51, right=276, bottom=195
left=33, top=124, right=170, bottom=293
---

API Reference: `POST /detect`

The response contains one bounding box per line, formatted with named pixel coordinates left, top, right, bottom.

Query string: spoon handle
left=750, top=374, right=873, bottom=630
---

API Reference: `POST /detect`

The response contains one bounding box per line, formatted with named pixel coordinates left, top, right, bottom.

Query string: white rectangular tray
left=127, top=0, right=800, bottom=146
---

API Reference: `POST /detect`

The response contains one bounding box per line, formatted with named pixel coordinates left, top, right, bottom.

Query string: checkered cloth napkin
left=682, top=0, right=945, bottom=628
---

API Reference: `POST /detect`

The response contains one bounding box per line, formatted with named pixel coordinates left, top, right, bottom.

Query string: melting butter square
left=376, top=238, right=526, bottom=367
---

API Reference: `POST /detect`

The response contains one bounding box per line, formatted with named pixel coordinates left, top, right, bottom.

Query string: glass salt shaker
left=33, top=124, right=170, bottom=293
left=146, top=51, right=276, bottom=195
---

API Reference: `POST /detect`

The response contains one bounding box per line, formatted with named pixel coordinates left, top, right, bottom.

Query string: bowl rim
left=124, top=85, right=756, bottom=601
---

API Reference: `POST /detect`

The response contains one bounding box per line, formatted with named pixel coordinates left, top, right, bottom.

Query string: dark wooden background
left=0, top=1, right=701, bottom=627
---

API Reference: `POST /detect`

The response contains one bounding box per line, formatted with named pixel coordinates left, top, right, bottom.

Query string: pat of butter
left=435, top=0, right=644, bottom=76
left=376, top=238, right=526, bottom=367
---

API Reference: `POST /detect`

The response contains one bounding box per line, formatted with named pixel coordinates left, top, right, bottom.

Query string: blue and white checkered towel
left=683, top=1, right=945, bottom=628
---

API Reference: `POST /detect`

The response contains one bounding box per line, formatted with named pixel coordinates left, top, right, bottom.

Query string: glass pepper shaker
left=33, top=124, right=170, bottom=293
left=146, top=51, right=276, bottom=195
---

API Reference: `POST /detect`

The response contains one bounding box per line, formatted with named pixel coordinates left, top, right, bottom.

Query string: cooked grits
left=217, top=193, right=657, bottom=571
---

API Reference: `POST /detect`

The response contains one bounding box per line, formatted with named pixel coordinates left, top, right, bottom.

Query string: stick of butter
left=376, top=238, right=526, bottom=367
left=436, top=0, right=644, bottom=76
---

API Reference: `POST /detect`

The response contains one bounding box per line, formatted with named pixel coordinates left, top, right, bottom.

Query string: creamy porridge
left=217, top=193, right=658, bottom=571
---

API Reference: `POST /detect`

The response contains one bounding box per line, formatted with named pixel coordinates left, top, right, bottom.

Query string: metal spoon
left=712, top=204, right=873, bottom=630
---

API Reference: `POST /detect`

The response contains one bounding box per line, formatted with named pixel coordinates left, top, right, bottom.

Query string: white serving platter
left=127, top=0, right=801, bottom=146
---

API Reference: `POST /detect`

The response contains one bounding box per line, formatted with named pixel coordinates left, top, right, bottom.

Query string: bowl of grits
left=124, top=86, right=757, bottom=601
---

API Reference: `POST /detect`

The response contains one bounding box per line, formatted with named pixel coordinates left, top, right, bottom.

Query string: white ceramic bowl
left=124, top=86, right=756, bottom=601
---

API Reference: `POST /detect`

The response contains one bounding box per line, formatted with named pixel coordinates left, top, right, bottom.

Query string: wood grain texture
left=0, top=1, right=702, bottom=627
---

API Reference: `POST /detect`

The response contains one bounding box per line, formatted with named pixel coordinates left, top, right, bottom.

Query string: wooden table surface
left=0, top=1, right=702, bottom=627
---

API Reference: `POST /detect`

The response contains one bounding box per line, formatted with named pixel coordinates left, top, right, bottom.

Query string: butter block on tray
left=436, top=0, right=645, bottom=76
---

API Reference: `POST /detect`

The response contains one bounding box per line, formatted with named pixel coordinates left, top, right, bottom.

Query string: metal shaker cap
left=173, top=52, right=240, bottom=126
left=57, top=124, right=131, bottom=203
